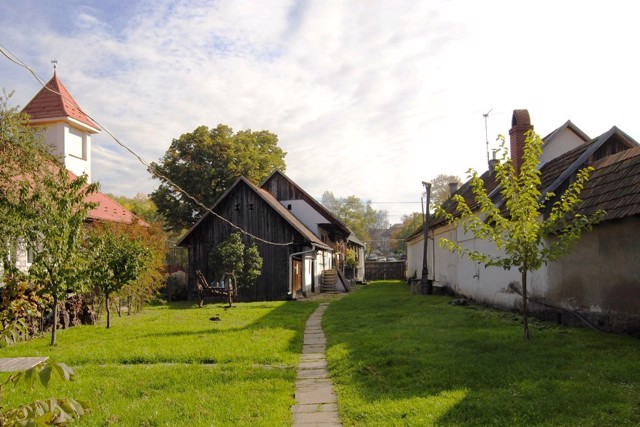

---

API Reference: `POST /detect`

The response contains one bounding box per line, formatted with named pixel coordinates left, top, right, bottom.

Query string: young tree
left=150, top=124, right=287, bottom=231
left=439, top=130, right=604, bottom=339
left=25, top=169, right=98, bottom=346
left=208, top=233, right=263, bottom=306
left=0, top=92, right=54, bottom=273
left=117, top=222, right=168, bottom=313
left=87, top=224, right=148, bottom=328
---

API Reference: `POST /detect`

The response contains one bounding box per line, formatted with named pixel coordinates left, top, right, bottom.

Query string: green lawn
left=1, top=299, right=318, bottom=426
left=324, top=281, right=640, bottom=426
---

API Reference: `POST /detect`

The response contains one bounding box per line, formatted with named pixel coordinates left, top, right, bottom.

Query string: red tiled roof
left=64, top=170, right=145, bottom=226
left=85, top=191, right=146, bottom=225
left=21, top=72, right=100, bottom=131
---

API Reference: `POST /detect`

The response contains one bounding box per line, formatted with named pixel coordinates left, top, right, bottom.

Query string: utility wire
left=0, top=43, right=293, bottom=246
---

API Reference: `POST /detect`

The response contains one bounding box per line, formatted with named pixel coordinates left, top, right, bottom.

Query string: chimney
left=488, top=149, right=499, bottom=172
left=448, top=182, right=459, bottom=197
left=509, top=110, right=533, bottom=175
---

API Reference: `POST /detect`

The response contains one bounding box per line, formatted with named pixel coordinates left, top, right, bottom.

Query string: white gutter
left=288, top=245, right=319, bottom=296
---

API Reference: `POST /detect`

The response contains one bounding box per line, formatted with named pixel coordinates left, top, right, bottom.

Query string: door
left=292, top=258, right=302, bottom=295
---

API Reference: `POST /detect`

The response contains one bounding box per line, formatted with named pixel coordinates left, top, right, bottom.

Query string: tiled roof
left=22, top=72, right=100, bottom=131
left=578, top=146, right=640, bottom=220
left=417, top=126, right=639, bottom=240
left=85, top=191, right=146, bottom=225
left=65, top=170, right=144, bottom=225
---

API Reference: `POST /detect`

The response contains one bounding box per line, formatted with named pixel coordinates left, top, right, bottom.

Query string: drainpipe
left=288, top=245, right=318, bottom=296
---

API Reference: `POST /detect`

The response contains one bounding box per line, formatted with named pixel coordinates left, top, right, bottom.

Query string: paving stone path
left=291, top=303, right=342, bottom=426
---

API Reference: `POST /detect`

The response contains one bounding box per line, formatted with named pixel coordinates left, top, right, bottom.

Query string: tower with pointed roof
left=21, top=71, right=100, bottom=182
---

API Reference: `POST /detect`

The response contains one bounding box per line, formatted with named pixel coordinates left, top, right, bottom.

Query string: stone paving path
left=291, top=303, right=342, bottom=426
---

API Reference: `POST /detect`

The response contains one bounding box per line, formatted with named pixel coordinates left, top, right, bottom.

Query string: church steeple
left=21, top=72, right=100, bottom=182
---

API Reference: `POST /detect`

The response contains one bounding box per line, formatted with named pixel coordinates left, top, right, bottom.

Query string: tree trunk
left=522, top=270, right=530, bottom=340
left=127, top=295, right=132, bottom=315
left=227, top=273, right=235, bottom=307
left=106, top=293, right=111, bottom=329
left=50, top=295, right=58, bottom=346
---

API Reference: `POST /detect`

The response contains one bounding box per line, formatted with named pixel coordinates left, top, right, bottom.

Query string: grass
left=1, top=299, right=318, bottom=426
left=323, top=281, right=640, bottom=426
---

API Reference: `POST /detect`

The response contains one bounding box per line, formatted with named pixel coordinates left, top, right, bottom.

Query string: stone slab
left=303, top=345, right=326, bottom=354
left=293, top=410, right=341, bottom=424
left=300, top=353, right=325, bottom=361
left=297, top=368, right=329, bottom=379
left=291, top=403, right=338, bottom=413
left=0, top=357, right=48, bottom=372
left=295, top=381, right=337, bottom=404
left=304, top=336, right=327, bottom=345
left=299, top=360, right=327, bottom=371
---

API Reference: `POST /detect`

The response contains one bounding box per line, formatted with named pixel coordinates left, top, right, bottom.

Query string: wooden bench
left=195, top=270, right=236, bottom=307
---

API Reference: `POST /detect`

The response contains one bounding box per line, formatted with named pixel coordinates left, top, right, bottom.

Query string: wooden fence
left=364, top=261, right=406, bottom=281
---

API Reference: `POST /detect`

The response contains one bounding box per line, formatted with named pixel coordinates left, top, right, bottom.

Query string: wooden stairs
left=321, top=269, right=339, bottom=293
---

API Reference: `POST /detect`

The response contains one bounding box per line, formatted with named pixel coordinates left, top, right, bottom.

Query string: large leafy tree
left=108, top=193, right=162, bottom=224
left=320, top=191, right=388, bottom=242
left=439, top=131, right=604, bottom=339
left=389, top=212, right=424, bottom=253
left=429, top=174, right=462, bottom=210
left=150, top=124, right=287, bottom=231
left=87, top=224, right=148, bottom=328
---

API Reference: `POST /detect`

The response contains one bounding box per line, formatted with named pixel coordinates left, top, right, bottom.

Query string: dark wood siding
left=183, top=180, right=309, bottom=302
left=262, top=172, right=313, bottom=204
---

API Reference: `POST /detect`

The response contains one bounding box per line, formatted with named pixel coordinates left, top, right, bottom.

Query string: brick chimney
left=509, top=110, right=533, bottom=175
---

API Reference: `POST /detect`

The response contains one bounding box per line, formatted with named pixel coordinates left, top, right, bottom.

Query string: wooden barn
left=178, top=171, right=355, bottom=301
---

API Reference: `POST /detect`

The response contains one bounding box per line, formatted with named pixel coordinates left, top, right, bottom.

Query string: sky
left=1, top=0, right=639, bottom=224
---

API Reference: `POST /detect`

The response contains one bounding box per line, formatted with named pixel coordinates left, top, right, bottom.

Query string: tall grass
left=1, top=299, right=318, bottom=426
left=324, top=281, right=640, bottom=426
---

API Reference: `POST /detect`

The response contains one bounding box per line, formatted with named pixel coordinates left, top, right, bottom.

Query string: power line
left=0, top=44, right=293, bottom=247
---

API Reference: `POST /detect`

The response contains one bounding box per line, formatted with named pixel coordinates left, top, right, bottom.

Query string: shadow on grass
left=324, top=281, right=640, bottom=426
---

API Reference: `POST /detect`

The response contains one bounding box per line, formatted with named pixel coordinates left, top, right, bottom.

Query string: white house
left=407, top=110, right=640, bottom=333
left=4, top=72, right=144, bottom=274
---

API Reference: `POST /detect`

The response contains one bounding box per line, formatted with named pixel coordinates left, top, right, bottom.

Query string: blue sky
left=2, top=0, right=639, bottom=223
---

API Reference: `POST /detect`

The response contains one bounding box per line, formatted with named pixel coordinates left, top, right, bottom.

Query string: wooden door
left=292, top=258, right=302, bottom=294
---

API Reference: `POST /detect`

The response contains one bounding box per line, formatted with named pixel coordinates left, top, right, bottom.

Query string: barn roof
left=260, top=170, right=350, bottom=236
left=177, top=176, right=330, bottom=249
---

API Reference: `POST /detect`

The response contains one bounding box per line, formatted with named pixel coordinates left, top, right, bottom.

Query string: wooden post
left=421, top=182, right=433, bottom=294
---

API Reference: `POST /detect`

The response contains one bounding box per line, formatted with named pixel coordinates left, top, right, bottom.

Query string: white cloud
left=2, top=0, right=640, bottom=224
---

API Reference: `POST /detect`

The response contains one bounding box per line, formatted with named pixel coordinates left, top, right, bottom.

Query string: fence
left=364, top=261, right=406, bottom=281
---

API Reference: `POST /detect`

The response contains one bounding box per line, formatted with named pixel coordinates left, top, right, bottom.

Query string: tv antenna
left=483, top=107, right=493, bottom=168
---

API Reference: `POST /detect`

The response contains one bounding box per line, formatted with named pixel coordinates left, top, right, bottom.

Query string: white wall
left=540, top=127, right=587, bottom=166
left=280, top=199, right=329, bottom=238
left=39, top=122, right=92, bottom=181
left=407, top=221, right=548, bottom=310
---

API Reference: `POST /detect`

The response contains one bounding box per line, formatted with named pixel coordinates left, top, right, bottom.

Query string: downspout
left=288, top=245, right=318, bottom=296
